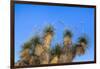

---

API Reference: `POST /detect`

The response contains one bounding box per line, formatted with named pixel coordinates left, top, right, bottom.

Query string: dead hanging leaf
left=50, top=55, right=58, bottom=64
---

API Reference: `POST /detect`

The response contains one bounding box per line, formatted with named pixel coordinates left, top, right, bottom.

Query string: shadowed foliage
left=63, top=29, right=72, bottom=38
left=53, top=44, right=62, bottom=57
left=21, top=41, right=32, bottom=51
left=31, top=35, right=42, bottom=46
left=78, top=36, right=88, bottom=45
left=43, top=25, right=54, bottom=36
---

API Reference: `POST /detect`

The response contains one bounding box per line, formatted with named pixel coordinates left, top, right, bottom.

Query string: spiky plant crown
left=63, top=30, right=72, bottom=38
left=31, top=35, right=42, bottom=46
left=43, top=25, right=54, bottom=36
left=78, top=36, right=88, bottom=45
left=22, top=42, right=32, bottom=51
left=20, top=42, right=32, bottom=58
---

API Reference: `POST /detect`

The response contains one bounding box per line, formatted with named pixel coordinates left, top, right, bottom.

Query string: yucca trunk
left=34, top=44, right=44, bottom=56
left=59, top=54, right=67, bottom=63
left=59, top=48, right=74, bottom=63
left=29, top=56, right=35, bottom=65
left=81, top=42, right=87, bottom=51
left=78, top=36, right=88, bottom=54
left=40, top=51, right=49, bottom=64
left=66, top=50, right=74, bottom=63
left=76, top=46, right=84, bottom=55
left=20, top=49, right=30, bottom=60
left=64, top=36, right=72, bottom=46
left=44, top=33, right=52, bottom=50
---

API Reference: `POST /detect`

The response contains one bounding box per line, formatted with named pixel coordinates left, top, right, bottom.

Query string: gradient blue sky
left=15, top=3, right=95, bottom=63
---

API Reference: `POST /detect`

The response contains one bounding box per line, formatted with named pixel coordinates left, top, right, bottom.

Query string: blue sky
left=15, top=3, right=95, bottom=63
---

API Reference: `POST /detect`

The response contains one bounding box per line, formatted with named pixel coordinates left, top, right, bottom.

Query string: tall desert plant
left=78, top=36, right=88, bottom=49
left=43, top=25, right=54, bottom=50
left=20, top=41, right=32, bottom=60
left=31, top=35, right=43, bottom=56
left=76, top=36, right=88, bottom=55
left=63, top=29, right=72, bottom=47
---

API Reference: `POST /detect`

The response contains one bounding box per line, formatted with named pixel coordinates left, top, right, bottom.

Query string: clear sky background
left=15, top=3, right=94, bottom=63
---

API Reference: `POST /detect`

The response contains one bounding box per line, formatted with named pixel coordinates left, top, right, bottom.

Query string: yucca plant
left=19, top=41, right=32, bottom=66
left=64, top=29, right=72, bottom=38
left=43, top=25, right=54, bottom=50
left=31, top=35, right=43, bottom=57
left=75, top=36, right=88, bottom=55
left=20, top=41, right=32, bottom=60
left=65, top=44, right=77, bottom=63
left=79, top=36, right=88, bottom=52
left=15, top=24, right=90, bottom=66
left=78, top=36, right=88, bottom=49
left=43, top=25, right=54, bottom=36
left=75, top=44, right=84, bottom=56
left=63, top=29, right=72, bottom=47
left=58, top=30, right=73, bottom=63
